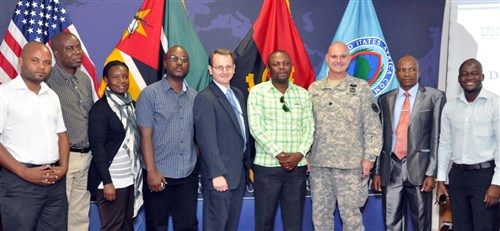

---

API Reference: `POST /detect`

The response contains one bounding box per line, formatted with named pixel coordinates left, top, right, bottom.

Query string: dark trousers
left=253, top=165, right=307, bottom=231
left=448, top=164, right=499, bottom=231
left=382, top=157, right=432, bottom=231
left=202, top=171, right=245, bottom=231
left=143, top=170, right=198, bottom=231
left=0, top=168, right=68, bottom=231
left=96, top=185, right=134, bottom=231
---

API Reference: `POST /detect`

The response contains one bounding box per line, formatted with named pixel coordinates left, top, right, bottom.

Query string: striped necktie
left=226, top=89, right=247, bottom=152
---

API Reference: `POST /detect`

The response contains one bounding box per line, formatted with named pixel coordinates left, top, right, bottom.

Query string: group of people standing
left=0, top=30, right=498, bottom=231
left=373, top=55, right=499, bottom=231
left=0, top=31, right=143, bottom=231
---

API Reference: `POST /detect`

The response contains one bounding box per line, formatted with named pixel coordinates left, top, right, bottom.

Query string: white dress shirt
left=437, top=88, right=500, bottom=185
left=213, top=81, right=245, bottom=135
left=0, top=76, right=66, bottom=164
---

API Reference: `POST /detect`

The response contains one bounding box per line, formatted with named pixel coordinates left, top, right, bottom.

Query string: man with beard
left=372, top=55, right=446, bottom=231
left=136, top=45, right=199, bottom=231
left=437, top=58, right=500, bottom=231
left=247, top=50, right=315, bottom=231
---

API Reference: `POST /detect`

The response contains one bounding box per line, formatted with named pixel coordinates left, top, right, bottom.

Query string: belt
left=390, top=152, right=406, bottom=161
left=454, top=160, right=495, bottom=171
left=21, top=161, right=59, bottom=168
left=70, top=147, right=90, bottom=153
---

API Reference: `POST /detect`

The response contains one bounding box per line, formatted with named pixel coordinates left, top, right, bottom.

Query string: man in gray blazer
left=372, top=55, right=446, bottom=231
left=194, top=48, right=253, bottom=231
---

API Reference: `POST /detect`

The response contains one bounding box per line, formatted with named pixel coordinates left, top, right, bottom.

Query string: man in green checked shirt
left=247, top=50, right=315, bottom=231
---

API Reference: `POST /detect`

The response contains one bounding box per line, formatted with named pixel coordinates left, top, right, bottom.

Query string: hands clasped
left=23, top=165, right=65, bottom=186
left=276, top=152, right=303, bottom=171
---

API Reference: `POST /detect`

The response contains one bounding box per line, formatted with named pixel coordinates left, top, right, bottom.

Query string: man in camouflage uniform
left=308, top=41, right=382, bottom=230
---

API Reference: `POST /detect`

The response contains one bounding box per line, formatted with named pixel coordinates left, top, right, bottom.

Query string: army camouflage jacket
left=308, top=75, right=382, bottom=169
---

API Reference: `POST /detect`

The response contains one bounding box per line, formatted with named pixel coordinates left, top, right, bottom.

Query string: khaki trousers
left=66, top=151, right=92, bottom=231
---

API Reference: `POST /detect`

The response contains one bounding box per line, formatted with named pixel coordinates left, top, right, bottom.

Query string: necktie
left=394, top=91, right=410, bottom=160
left=226, top=89, right=247, bottom=152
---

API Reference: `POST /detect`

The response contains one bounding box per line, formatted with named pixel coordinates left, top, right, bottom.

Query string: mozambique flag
left=100, top=0, right=210, bottom=99
left=164, top=0, right=211, bottom=91
left=232, top=0, right=315, bottom=94
left=316, top=0, right=398, bottom=97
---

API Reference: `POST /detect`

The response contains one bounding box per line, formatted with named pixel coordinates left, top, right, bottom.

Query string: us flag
left=0, top=0, right=98, bottom=99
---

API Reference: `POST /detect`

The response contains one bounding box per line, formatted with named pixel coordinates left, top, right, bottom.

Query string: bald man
left=46, top=31, right=94, bottom=230
left=308, top=42, right=382, bottom=230
left=0, top=42, right=70, bottom=230
left=373, top=55, right=446, bottom=231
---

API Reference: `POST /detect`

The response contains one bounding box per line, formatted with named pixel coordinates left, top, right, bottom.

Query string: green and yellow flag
left=100, top=0, right=210, bottom=99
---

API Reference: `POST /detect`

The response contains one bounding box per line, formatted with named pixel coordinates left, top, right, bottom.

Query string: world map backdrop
left=0, top=0, right=445, bottom=88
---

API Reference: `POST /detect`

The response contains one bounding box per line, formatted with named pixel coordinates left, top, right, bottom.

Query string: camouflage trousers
left=310, top=167, right=369, bottom=231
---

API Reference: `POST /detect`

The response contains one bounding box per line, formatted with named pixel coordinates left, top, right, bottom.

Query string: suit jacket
left=194, top=81, right=254, bottom=190
left=87, top=95, right=127, bottom=197
left=375, top=85, right=446, bottom=186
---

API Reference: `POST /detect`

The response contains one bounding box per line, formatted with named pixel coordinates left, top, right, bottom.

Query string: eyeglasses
left=280, top=96, right=290, bottom=112
left=396, top=67, right=418, bottom=73
left=168, top=55, right=189, bottom=63
left=212, top=65, right=235, bottom=72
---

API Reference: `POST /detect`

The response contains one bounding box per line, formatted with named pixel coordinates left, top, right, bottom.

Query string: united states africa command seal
left=346, top=37, right=395, bottom=97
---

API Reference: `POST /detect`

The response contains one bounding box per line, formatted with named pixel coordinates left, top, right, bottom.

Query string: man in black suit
left=372, top=55, right=446, bottom=230
left=194, top=48, right=253, bottom=231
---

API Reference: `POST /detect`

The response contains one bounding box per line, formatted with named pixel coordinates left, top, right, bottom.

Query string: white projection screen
left=441, top=0, right=500, bottom=99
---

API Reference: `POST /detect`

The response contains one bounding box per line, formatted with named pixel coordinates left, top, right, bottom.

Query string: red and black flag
left=232, top=0, right=315, bottom=94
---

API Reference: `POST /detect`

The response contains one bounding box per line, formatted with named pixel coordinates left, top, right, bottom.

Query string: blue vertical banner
left=316, top=0, right=398, bottom=97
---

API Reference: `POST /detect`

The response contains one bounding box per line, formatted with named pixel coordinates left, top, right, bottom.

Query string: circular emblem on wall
left=346, top=37, right=395, bottom=97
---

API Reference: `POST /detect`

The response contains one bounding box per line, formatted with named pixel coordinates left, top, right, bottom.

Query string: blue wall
left=0, top=0, right=445, bottom=88
left=0, top=1, right=444, bottom=230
